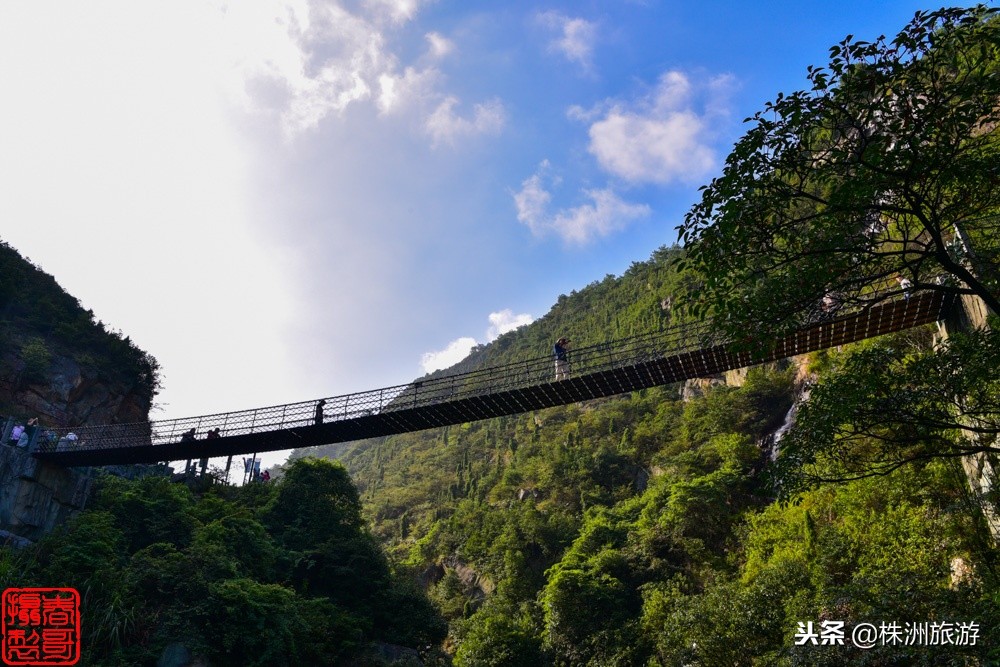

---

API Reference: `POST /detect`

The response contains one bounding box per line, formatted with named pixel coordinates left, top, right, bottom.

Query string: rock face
left=0, top=345, right=153, bottom=543
left=0, top=241, right=158, bottom=542
left=0, top=337, right=154, bottom=544
left=0, top=348, right=150, bottom=428
left=0, top=443, right=93, bottom=542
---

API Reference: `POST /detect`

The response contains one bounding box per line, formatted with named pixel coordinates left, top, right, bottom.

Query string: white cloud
left=218, top=1, right=389, bottom=134
left=377, top=66, right=440, bottom=114
left=585, top=70, right=734, bottom=185
left=425, top=31, right=454, bottom=59
left=365, top=0, right=424, bottom=24
left=421, top=336, right=477, bottom=373
left=219, top=1, right=493, bottom=144
left=513, top=162, right=650, bottom=244
left=487, top=309, right=533, bottom=340
left=426, top=96, right=506, bottom=147
left=552, top=189, right=651, bottom=244
left=420, top=309, right=534, bottom=374
left=567, top=102, right=608, bottom=123
left=538, top=11, right=598, bottom=70
left=513, top=162, right=553, bottom=237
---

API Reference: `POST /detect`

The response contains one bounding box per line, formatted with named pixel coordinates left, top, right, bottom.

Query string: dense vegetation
left=0, top=240, right=160, bottom=408
left=2, top=7, right=998, bottom=666
left=677, top=5, right=1000, bottom=337
left=294, top=244, right=999, bottom=664
left=0, top=458, right=445, bottom=666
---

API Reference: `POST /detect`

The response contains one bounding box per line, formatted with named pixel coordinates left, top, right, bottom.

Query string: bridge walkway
left=33, top=290, right=950, bottom=467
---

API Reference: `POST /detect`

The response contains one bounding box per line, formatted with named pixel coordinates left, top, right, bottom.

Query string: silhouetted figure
left=180, top=428, right=197, bottom=443
left=554, top=337, right=571, bottom=381
left=206, top=428, right=221, bottom=440
left=315, top=399, right=327, bottom=425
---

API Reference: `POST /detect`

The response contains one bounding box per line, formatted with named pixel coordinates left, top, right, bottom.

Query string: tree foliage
left=677, top=6, right=1000, bottom=339
left=17, top=460, right=445, bottom=665
left=778, top=326, right=1000, bottom=488
left=0, top=240, right=161, bottom=406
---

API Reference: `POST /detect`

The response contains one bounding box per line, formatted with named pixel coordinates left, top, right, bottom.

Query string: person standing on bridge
left=554, top=337, right=571, bottom=381
left=315, top=399, right=327, bottom=425
left=898, top=275, right=913, bottom=300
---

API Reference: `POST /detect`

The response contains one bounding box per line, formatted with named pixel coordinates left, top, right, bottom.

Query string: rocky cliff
left=0, top=444, right=92, bottom=542
left=0, top=341, right=150, bottom=428
left=0, top=240, right=159, bottom=541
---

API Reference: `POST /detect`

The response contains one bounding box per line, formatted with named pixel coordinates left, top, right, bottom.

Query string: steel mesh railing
left=33, top=286, right=920, bottom=457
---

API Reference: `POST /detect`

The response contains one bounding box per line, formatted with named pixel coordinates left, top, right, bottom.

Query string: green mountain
left=292, top=246, right=996, bottom=665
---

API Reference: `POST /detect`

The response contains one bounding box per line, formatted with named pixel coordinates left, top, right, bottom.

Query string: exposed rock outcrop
left=0, top=347, right=149, bottom=428
left=0, top=443, right=92, bottom=542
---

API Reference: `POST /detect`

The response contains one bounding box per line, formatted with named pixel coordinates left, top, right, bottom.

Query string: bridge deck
left=33, top=291, right=950, bottom=467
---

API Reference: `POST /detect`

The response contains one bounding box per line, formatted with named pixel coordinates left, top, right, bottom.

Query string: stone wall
left=0, top=443, right=92, bottom=543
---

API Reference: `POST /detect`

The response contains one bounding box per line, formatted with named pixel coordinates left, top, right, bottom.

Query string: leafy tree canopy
left=676, top=6, right=1000, bottom=339
left=778, top=325, right=1000, bottom=489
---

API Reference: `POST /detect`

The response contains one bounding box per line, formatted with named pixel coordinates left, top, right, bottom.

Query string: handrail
left=32, top=286, right=917, bottom=456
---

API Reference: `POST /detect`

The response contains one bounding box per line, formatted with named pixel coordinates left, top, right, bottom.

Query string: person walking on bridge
left=554, top=337, right=571, bottom=381
left=315, top=399, right=327, bottom=425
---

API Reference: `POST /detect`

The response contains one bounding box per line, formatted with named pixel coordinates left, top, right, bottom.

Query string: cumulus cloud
left=425, top=31, right=454, bottom=59
left=365, top=0, right=424, bottom=24
left=421, top=336, right=477, bottom=374
left=421, top=309, right=534, bottom=373
left=512, top=161, right=553, bottom=237
left=425, top=96, right=506, bottom=147
left=552, top=189, right=651, bottom=244
left=377, top=65, right=440, bottom=114
left=538, top=11, right=597, bottom=70
left=487, top=309, right=533, bottom=340
left=584, top=70, right=734, bottom=185
left=219, top=1, right=498, bottom=143
left=219, top=1, right=385, bottom=134
left=513, top=162, right=649, bottom=245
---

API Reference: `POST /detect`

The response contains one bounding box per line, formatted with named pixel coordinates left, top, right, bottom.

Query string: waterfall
left=767, top=387, right=809, bottom=461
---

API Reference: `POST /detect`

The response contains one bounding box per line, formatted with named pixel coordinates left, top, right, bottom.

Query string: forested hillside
left=414, top=246, right=694, bottom=384
left=293, top=243, right=998, bottom=664
left=0, top=458, right=446, bottom=666
left=2, top=6, right=998, bottom=666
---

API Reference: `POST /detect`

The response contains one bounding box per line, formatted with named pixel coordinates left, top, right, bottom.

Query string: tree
left=265, top=457, right=364, bottom=551
left=676, top=6, right=1000, bottom=339
left=777, top=327, right=1000, bottom=487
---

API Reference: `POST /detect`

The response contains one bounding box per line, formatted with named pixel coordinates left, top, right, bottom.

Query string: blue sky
left=0, top=1, right=952, bottom=470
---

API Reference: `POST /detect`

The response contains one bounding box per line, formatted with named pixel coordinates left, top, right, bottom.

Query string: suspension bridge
left=30, top=289, right=952, bottom=467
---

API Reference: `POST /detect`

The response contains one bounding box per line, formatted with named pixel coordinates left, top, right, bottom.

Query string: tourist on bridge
left=180, top=428, right=197, bottom=443
left=898, top=275, right=913, bottom=300
left=8, top=423, right=23, bottom=446
left=315, top=399, right=327, bottom=425
left=820, top=292, right=840, bottom=318
left=57, top=432, right=77, bottom=451
left=554, top=337, right=571, bottom=381
left=206, top=428, right=221, bottom=440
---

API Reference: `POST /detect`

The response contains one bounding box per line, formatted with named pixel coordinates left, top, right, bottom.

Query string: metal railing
left=33, top=286, right=920, bottom=457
